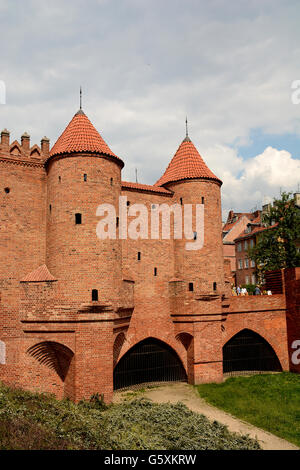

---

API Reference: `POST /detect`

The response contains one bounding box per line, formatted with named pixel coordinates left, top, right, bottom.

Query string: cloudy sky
left=1, top=0, right=300, bottom=220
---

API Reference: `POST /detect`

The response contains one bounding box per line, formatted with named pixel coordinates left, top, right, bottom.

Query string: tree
left=248, top=192, right=300, bottom=278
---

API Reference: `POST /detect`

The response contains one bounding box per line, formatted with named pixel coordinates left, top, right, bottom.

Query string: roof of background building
left=234, top=224, right=277, bottom=242
left=49, top=109, right=123, bottom=166
left=223, top=211, right=261, bottom=233
left=155, top=137, right=222, bottom=187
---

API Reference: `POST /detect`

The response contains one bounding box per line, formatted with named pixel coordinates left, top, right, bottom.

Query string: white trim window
left=238, top=259, right=243, bottom=270
left=244, top=258, right=249, bottom=268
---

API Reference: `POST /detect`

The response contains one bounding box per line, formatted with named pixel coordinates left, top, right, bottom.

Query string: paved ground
left=114, top=382, right=299, bottom=450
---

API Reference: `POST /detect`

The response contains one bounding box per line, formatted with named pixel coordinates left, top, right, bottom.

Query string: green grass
left=196, top=372, right=300, bottom=447
left=0, top=382, right=260, bottom=450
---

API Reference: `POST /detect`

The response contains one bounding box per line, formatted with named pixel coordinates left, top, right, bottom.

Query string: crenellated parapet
left=0, top=128, right=50, bottom=166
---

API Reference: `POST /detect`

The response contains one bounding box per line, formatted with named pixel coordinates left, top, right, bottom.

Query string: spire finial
left=80, top=86, right=82, bottom=110
left=185, top=116, right=188, bottom=137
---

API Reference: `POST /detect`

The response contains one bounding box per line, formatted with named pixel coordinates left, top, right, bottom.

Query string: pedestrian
left=237, top=285, right=241, bottom=296
left=254, top=285, right=261, bottom=295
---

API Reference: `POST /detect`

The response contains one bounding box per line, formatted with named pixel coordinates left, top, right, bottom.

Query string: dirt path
left=114, top=383, right=298, bottom=450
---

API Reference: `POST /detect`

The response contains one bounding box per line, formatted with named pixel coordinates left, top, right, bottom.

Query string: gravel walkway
left=114, top=382, right=299, bottom=451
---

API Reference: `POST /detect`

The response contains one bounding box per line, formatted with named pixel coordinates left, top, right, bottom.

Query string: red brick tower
left=46, top=109, right=124, bottom=304
left=156, top=132, right=225, bottom=383
left=44, top=109, right=125, bottom=401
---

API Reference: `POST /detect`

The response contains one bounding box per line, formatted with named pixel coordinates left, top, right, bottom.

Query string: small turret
left=157, top=129, right=224, bottom=296
left=46, top=108, right=123, bottom=304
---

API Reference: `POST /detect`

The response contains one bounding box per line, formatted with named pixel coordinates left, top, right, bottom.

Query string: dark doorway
left=223, top=329, right=282, bottom=375
left=113, top=338, right=187, bottom=390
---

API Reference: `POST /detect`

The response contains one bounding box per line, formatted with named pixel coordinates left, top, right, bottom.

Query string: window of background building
left=244, top=258, right=249, bottom=268
left=238, top=259, right=243, bottom=269
left=237, top=242, right=242, bottom=252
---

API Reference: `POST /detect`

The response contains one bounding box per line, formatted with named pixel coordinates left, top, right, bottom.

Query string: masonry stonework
left=0, top=110, right=297, bottom=402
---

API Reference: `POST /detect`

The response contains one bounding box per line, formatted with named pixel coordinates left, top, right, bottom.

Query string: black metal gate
left=113, top=338, right=187, bottom=390
left=223, top=329, right=282, bottom=376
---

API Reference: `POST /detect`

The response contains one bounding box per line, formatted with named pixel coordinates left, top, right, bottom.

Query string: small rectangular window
left=154, top=267, right=157, bottom=276
left=84, top=174, right=87, bottom=181
left=213, top=282, right=217, bottom=291
left=202, top=197, right=204, bottom=204
left=193, top=232, right=197, bottom=240
left=75, top=213, right=82, bottom=225
left=92, top=289, right=98, bottom=301
left=138, top=252, right=141, bottom=261
left=189, top=282, right=194, bottom=292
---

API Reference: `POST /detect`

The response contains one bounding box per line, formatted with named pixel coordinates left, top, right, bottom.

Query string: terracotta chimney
left=41, top=136, right=50, bottom=157
left=1, top=128, right=10, bottom=148
left=21, top=132, right=30, bottom=152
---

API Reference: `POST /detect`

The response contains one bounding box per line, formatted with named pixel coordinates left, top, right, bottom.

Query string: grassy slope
left=196, top=372, right=300, bottom=447
left=0, top=383, right=260, bottom=450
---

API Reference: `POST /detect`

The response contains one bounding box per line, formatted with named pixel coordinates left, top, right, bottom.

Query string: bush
left=0, top=383, right=260, bottom=450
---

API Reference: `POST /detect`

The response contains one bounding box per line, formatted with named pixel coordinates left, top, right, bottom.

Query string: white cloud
left=202, top=145, right=300, bottom=219
left=1, top=0, right=300, bottom=214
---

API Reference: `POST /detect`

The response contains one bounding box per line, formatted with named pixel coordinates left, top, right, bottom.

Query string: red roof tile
left=21, top=264, right=57, bottom=282
left=234, top=224, right=278, bottom=242
left=49, top=110, right=123, bottom=166
left=121, top=181, right=173, bottom=194
left=155, top=137, right=222, bottom=187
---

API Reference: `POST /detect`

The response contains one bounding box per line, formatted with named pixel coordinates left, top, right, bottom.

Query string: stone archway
left=113, top=337, right=187, bottom=390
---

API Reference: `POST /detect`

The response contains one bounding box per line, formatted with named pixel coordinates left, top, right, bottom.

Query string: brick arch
left=223, top=328, right=282, bottom=374
left=117, top=333, right=186, bottom=366
left=176, top=332, right=193, bottom=350
left=27, top=341, right=74, bottom=381
left=175, top=332, right=194, bottom=384
left=223, top=325, right=284, bottom=369
left=113, top=336, right=187, bottom=390
left=113, top=332, right=126, bottom=366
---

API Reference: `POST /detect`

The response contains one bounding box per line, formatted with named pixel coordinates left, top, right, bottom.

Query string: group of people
left=232, top=285, right=272, bottom=296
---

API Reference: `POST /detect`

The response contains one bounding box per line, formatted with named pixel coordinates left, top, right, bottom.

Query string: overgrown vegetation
left=197, top=372, right=300, bottom=447
left=0, top=382, right=260, bottom=450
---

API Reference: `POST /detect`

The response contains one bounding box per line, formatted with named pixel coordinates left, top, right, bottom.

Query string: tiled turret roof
left=49, top=109, right=123, bottom=166
left=156, top=136, right=222, bottom=187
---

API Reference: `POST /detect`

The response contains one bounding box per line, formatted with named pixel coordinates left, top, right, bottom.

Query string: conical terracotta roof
left=155, top=136, right=222, bottom=187
left=21, top=264, right=57, bottom=282
left=49, top=109, right=123, bottom=166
